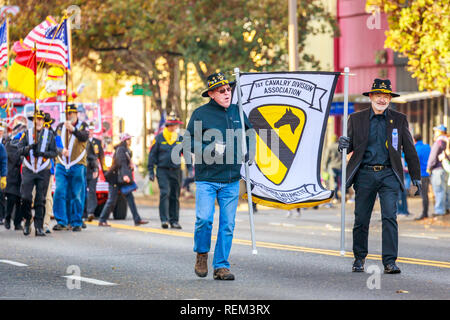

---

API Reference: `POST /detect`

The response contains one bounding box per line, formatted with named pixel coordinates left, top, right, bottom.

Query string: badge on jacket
left=392, top=128, right=398, bottom=150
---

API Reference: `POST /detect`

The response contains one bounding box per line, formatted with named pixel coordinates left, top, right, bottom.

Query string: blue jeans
left=194, top=180, right=240, bottom=269
left=430, top=168, right=449, bottom=215
left=53, top=164, right=86, bottom=227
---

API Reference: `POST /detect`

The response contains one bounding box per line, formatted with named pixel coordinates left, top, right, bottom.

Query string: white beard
left=45, top=80, right=66, bottom=93
left=373, top=104, right=389, bottom=112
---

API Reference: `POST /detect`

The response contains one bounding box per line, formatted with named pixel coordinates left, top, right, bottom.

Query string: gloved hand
left=0, top=176, right=6, bottom=190
left=34, top=151, right=44, bottom=158
left=149, top=171, right=155, bottom=182
left=412, top=179, right=422, bottom=196
left=32, top=143, right=39, bottom=153
left=338, top=136, right=350, bottom=152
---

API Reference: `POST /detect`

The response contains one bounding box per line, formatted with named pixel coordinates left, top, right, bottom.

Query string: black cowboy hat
left=201, top=72, right=235, bottom=97
left=44, top=112, right=55, bottom=127
left=362, top=79, right=400, bottom=97
left=66, top=103, right=78, bottom=113
left=27, top=110, right=45, bottom=121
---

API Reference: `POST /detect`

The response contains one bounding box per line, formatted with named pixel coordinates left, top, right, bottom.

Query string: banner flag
left=232, top=72, right=339, bottom=209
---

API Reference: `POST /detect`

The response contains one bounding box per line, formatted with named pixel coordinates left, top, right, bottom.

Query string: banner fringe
left=242, top=193, right=332, bottom=210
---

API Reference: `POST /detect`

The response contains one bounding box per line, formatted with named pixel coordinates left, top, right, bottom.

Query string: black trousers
left=156, top=167, right=181, bottom=224
left=353, top=167, right=400, bottom=266
left=0, top=191, right=5, bottom=220
left=5, top=193, right=23, bottom=227
left=421, top=176, right=430, bottom=217
left=20, top=168, right=51, bottom=229
left=84, top=175, right=98, bottom=217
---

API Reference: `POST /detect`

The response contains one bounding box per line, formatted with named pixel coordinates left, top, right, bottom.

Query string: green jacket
left=184, top=99, right=253, bottom=183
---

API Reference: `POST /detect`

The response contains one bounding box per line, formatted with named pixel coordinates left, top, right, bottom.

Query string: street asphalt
left=0, top=197, right=449, bottom=300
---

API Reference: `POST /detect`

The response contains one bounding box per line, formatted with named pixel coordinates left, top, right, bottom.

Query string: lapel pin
left=390, top=120, right=393, bottom=123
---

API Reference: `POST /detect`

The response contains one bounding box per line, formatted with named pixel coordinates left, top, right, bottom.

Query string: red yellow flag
left=7, top=41, right=36, bottom=100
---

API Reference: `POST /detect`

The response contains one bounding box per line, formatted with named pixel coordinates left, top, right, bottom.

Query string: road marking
left=85, top=221, right=450, bottom=269
left=0, top=259, right=28, bottom=267
left=62, top=275, right=117, bottom=286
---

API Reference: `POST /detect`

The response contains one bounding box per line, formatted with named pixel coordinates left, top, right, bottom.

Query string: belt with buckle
left=363, top=165, right=390, bottom=172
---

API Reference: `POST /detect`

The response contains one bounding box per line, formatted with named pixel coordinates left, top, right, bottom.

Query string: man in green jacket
left=184, top=72, right=252, bottom=281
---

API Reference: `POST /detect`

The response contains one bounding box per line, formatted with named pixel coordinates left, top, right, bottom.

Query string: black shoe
left=35, top=228, right=46, bottom=237
left=161, top=222, right=169, bottom=229
left=82, top=222, right=87, bottom=229
left=72, top=226, right=82, bottom=232
left=14, top=225, right=23, bottom=231
left=384, top=263, right=401, bottom=274
left=45, top=227, right=51, bottom=234
left=414, top=214, right=428, bottom=221
left=170, top=222, right=182, bottom=229
left=4, top=219, right=10, bottom=230
left=23, top=222, right=31, bottom=236
left=53, top=224, right=68, bottom=231
left=352, top=258, right=365, bottom=272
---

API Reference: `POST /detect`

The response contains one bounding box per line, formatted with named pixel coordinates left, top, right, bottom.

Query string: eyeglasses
left=216, top=86, right=231, bottom=94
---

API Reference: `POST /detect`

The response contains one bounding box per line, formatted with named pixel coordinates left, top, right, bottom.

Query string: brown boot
left=213, top=268, right=235, bottom=280
left=194, top=253, right=208, bottom=278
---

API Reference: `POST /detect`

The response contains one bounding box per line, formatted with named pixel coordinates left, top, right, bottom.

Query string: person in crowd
left=43, top=113, right=56, bottom=233
left=17, top=110, right=57, bottom=236
left=3, top=123, right=26, bottom=230
left=0, top=123, right=7, bottom=225
left=184, top=72, right=253, bottom=281
left=148, top=112, right=184, bottom=229
left=426, top=125, right=449, bottom=217
left=85, top=122, right=105, bottom=223
left=338, top=78, right=421, bottom=274
left=98, top=133, right=148, bottom=227
left=414, top=133, right=431, bottom=220
left=53, top=104, right=89, bottom=232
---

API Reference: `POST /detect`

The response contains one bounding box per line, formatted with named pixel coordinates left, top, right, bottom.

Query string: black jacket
left=345, top=107, right=420, bottom=191
left=4, top=136, right=22, bottom=196
left=105, top=142, right=133, bottom=186
left=86, top=137, right=105, bottom=175
left=17, top=128, right=58, bottom=166
left=184, top=99, right=253, bottom=183
left=148, top=132, right=183, bottom=172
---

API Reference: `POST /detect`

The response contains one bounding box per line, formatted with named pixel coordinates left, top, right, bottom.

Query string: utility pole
left=288, top=0, right=299, bottom=71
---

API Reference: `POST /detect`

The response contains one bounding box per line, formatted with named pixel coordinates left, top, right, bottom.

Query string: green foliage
left=366, top=0, right=450, bottom=92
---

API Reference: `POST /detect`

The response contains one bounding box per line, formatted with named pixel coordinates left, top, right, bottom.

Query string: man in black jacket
left=18, top=110, right=58, bottom=236
left=338, top=79, right=421, bottom=274
left=148, top=112, right=184, bottom=229
left=3, top=123, right=26, bottom=230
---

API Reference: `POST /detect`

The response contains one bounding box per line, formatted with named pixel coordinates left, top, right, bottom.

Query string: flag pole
left=33, top=41, right=38, bottom=169
left=65, top=15, right=71, bottom=163
left=340, top=67, right=350, bottom=256
left=234, top=67, right=257, bottom=255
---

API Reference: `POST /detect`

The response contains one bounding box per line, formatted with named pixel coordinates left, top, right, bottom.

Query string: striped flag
left=37, top=18, right=70, bottom=69
left=22, top=16, right=57, bottom=50
left=0, top=21, right=7, bottom=67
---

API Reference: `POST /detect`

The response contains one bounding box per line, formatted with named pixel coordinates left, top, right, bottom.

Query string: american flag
left=0, top=21, right=7, bottom=67
left=23, top=16, right=71, bottom=70
left=22, top=16, right=57, bottom=51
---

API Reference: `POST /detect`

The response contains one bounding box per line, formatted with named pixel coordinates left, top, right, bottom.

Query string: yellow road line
left=86, top=222, right=450, bottom=269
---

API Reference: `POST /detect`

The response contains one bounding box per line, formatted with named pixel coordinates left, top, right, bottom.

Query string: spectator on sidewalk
left=414, top=134, right=431, bottom=220
left=426, top=125, right=449, bottom=217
